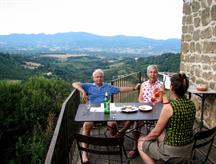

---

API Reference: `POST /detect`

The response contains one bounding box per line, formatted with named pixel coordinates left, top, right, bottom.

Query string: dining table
left=74, top=102, right=163, bottom=122
left=187, top=85, right=216, bottom=129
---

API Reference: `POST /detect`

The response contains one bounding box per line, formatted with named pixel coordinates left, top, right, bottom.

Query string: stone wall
left=181, top=0, right=216, bottom=128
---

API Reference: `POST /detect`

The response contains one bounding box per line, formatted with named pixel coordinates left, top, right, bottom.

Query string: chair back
left=75, top=133, right=127, bottom=164
left=191, top=126, right=216, bottom=163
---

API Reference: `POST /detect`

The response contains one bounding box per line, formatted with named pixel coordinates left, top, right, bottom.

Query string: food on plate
left=121, top=106, right=133, bottom=110
left=139, top=106, right=146, bottom=110
left=138, top=105, right=152, bottom=111
left=121, top=106, right=138, bottom=112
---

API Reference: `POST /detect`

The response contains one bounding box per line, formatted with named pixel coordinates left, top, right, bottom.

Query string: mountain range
left=0, top=32, right=181, bottom=57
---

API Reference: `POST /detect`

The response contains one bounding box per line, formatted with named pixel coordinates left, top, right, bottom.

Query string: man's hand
left=82, top=92, right=89, bottom=103
left=135, top=83, right=141, bottom=90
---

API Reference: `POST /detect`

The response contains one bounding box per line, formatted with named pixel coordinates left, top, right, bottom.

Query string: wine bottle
left=104, top=91, right=110, bottom=114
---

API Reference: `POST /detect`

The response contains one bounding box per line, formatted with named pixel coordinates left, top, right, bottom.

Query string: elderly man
left=72, top=69, right=140, bottom=163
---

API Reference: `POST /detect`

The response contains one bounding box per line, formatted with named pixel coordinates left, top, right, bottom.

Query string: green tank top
left=164, top=97, right=196, bottom=146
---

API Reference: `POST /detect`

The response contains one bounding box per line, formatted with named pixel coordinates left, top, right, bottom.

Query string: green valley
left=0, top=52, right=180, bottom=82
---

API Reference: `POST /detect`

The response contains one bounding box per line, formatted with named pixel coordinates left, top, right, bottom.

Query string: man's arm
left=138, top=83, right=144, bottom=102
left=72, top=82, right=88, bottom=103
left=119, top=83, right=140, bottom=92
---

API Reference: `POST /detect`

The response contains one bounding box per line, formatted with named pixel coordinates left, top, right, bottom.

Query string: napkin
left=90, top=107, right=103, bottom=112
left=90, top=103, right=121, bottom=112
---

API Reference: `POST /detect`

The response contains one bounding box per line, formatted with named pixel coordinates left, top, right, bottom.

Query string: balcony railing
left=111, top=72, right=142, bottom=102
left=45, top=72, right=142, bottom=164
left=45, top=89, right=81, bottom=164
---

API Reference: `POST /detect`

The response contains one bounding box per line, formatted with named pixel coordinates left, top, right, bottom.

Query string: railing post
left=139, top=72, right=142, bottom=83
left=111, top=81, right=114, bottom=103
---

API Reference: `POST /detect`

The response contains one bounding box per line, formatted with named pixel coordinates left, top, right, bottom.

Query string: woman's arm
left=139, top=104, right=173, bottom=141
left=119, top=83, right=140, bottom=92
left=160, top=84, right=170, bottom=104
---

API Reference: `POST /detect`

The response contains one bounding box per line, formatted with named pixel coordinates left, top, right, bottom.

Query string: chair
left=75, top=133, right=127, bottom=164
left=142, top=120, right=157, bottom=134
left=191, top=126, right=216, bottom=163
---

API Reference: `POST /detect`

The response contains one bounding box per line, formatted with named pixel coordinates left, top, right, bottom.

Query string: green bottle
left=104, top=92, right=110, bottom=114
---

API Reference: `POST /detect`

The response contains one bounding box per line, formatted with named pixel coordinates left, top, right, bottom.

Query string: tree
left=0, top=76, right=70, bottom=163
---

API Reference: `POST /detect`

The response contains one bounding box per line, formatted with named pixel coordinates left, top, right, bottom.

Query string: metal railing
left=45, top=89, right=81, bottom=164
left=111, top=72, right=142, bottom=102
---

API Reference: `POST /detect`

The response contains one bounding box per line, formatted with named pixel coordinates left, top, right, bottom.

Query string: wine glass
left=151, top=96, right=156, bottom=106
left=86, top=101, right=91, bottom=110
left=154, top=88, right=160, bottom=98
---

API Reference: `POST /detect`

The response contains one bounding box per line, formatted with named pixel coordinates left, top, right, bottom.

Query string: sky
left=0, top=0, right=183, bottom=39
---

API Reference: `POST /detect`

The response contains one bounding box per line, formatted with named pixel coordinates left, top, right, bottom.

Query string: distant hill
left=0, top=32, right=180, bottom=57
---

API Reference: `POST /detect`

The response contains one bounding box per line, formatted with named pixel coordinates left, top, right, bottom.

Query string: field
left=42, top=54, right=88, bottom=59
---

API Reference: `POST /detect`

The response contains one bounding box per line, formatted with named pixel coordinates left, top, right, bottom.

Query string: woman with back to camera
left=137, top=73, right=196, bottom=163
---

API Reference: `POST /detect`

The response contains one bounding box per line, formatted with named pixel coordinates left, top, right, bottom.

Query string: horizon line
left=0, top=31, right=181, bottom=40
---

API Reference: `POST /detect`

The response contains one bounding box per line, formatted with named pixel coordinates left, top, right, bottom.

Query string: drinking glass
left=154, top=90, right=160, bottom=98
left=110, top=103, right=116, bottom=120
left=111, top=108, right=117, bottom=120
left=86, top=101, right=91, bottom=110
left=151, top=96, right=156, bottom=106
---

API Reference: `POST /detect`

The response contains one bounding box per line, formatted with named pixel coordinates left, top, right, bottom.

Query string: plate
left=120, top=106, right=138, bottom=113
left=138, top=105, right=152, bottom=112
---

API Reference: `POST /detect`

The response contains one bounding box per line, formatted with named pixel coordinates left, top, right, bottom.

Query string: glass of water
left=86, top=101, right=91, bottom=110
left=110, top=107, right=117, bottom=120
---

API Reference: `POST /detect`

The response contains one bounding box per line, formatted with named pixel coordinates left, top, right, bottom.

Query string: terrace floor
left=72, top=122, right=216, bottom=164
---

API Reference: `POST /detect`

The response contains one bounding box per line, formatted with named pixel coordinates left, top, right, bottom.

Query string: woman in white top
left=138, top=65, right=163, bottom=104
left=117, top=65, right=163, bottom=159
